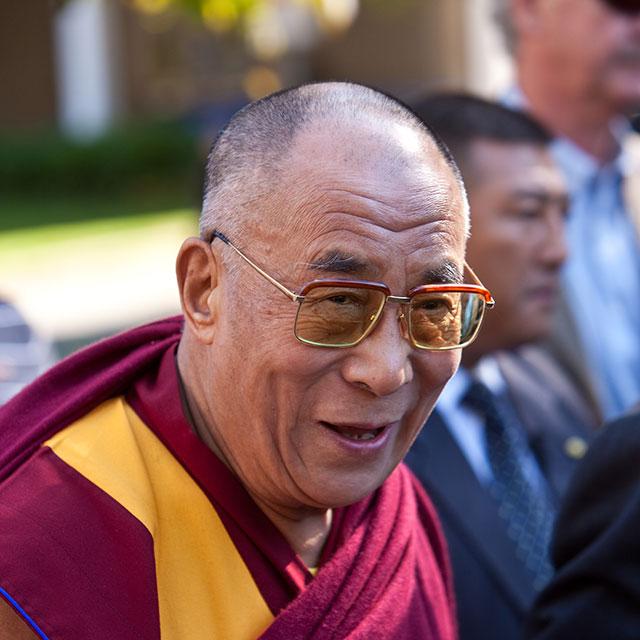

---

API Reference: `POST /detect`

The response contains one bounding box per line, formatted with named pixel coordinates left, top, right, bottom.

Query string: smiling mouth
left=322, top=422, right=386, bottom=441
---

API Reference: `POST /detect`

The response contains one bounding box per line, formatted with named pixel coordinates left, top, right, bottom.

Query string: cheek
left=468, top=241, right=524, bottom=298
left=415, top=351, right=460, bottom=395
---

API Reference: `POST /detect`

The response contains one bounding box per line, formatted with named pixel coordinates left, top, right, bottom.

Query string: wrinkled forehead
left=270, top=118, right=467, bottom=237
left=243, top=118, right=468, bottom=280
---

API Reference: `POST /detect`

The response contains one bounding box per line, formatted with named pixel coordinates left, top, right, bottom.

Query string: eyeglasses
left=601, top=0, right=640, bottom=15
left=211, top=231, right=494, bottom=350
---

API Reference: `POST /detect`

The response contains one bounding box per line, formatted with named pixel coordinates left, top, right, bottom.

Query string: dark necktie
left=463, top=380, right=555, bottom=590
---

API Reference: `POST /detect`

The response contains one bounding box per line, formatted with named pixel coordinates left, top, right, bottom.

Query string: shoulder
left=546, top=405, right=640, bottom=563
left=525, top=405, right=640, bottom=639
left=560, top=404, right=640, bottom=504
left=556, top=405, right=640, bottom=523
left=497, top=346, right=598, bottom=434
left=496, top=346, right=581, bottom=405
left=0, top=398, right=163, bottom=638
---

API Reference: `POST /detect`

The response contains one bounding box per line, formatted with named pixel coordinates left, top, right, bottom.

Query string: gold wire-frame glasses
left=211, top=231, right=495, bottom=350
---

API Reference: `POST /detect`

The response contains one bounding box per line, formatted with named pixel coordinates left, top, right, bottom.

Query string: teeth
left=323, top=421, right=384, bottom=441
left=339, top=426, right=384, bottom=441
left=343, top=432, right=376, bottom=441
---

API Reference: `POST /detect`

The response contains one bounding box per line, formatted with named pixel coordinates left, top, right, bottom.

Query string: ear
left=176, top=237, right=220, bottom=345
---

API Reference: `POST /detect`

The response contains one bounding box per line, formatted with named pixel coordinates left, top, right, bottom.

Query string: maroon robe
left=0, top=317, right=457, bottom=639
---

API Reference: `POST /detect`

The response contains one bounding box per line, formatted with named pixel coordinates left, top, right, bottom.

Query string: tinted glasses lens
left=602, top=0, right=640, bottom=14
left=408, top=290, right=486, bottom=349
left=295, top=285, right=386, bottom=346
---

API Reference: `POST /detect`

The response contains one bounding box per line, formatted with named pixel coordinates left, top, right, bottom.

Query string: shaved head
left=199, top=82, right=466, bottom=243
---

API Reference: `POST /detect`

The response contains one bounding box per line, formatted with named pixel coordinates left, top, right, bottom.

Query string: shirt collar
left=437, top=367, right=472, bottom=413
left=438, top=355, right=507, bottom=410
left=472, top=355, right=507, bottom=396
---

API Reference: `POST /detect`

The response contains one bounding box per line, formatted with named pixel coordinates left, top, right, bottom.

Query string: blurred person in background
left=0, top=298, right=56, bottom=405
left=526, top=401, right=640, bottom=638
left=0, top=81, right=481, bottom=639
left=405, top=94, right=597, bottom=640
left=496, top=0, right=640, bottom=420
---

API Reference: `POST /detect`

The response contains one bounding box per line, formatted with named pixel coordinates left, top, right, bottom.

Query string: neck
left=251, top=498, right=333, bottom=568
left=519, top=61, right=620, bottom=163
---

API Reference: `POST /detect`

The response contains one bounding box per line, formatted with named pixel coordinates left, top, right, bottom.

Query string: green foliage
left=0, top=120, right=203, bottom=202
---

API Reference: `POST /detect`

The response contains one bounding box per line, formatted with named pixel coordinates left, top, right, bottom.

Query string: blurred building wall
left=311, top=1, right=467, bottom=101
left=0, top=0, right=510, bottom=135
left=54, top=0, right=126, bottom=138
left=464, top=0, right=513, bottom=97
left=0, top=1, right=57, bottom=132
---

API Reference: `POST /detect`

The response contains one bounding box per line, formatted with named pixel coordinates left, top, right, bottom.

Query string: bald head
left=199, top=82, right=465, bottom=242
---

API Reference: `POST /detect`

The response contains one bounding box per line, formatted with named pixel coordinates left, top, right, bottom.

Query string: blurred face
left=201, top=121, right=467, bottom=517
left=463, top=139, right=568, bottom=358
left=534, top=0, right=640, bottom=112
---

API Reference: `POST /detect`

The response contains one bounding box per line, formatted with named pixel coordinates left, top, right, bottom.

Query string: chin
left=521, top=308, right=554, bottom=335
left=305, top=471, right=392, bottom=509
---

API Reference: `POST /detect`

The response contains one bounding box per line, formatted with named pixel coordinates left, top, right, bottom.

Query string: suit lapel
left=409, top=411, right=536, bottom=614
left=496, top=349, right=592, bottom=504
left=541, top=293, right=602, bottom=422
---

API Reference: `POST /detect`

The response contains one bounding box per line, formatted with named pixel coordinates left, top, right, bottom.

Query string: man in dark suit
left=405, top=94, right=598, bottom=640
left=525, top=401, right=640, bottom=639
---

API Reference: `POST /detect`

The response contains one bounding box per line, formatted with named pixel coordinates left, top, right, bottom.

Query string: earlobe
left=176, top=237, right=219, bottom=344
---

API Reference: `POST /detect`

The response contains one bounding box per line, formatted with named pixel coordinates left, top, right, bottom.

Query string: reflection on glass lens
left=295, top=285, right=486, bottom=349
left=409, top=291, right=484, bottom=349
left=295, top=286, right=385, bottom=345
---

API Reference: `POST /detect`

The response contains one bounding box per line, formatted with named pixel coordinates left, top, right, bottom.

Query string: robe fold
left=0, top=317, right=457, bottom=639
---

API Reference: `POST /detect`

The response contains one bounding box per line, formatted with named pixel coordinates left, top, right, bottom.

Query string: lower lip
left=320, top=422, right=393, bottom=452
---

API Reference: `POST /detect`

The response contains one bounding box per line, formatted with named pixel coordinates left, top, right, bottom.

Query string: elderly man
left=0, top=83, right=491, bottom=638
left=496, top=0, right=640, bottom=420
left=405, top=93, right=597, bottom=640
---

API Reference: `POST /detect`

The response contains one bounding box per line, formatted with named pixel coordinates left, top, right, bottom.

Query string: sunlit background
left=0, top=0, right=512, bottom=357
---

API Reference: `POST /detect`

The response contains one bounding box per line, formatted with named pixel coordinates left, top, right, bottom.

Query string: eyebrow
left=421, top=261, right=462, bottom=285
left=305, top=250, right=369, bottom=273
left=514, top=188, right=569, bottom=205
left=306, top=250, right=462, bottom=284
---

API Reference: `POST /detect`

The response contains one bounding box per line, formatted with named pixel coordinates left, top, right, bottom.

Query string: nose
left=340, top=305, right=414, bottom=397
left=539, top=209, right=568, bottom=269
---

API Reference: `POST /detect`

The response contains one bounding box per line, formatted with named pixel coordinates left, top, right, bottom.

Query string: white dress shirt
left=437, top=357, right=550, bottom=495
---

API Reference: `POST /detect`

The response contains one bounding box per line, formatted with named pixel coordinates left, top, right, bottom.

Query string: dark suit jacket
left=405, top=346, right=597, bottom=640
left=525, top=403, right=640, bottom=639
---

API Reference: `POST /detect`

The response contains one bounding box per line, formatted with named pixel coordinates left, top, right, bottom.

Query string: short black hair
left=411, top=92, right=552, bottom=166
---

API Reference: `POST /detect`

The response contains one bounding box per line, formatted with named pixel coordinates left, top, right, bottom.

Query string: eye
left=510, top=207, right=544, bottom=221
left=327, top=294, right=358, bottom=306
left=420, top=298, right=451, bottom=311
left=522, top=209, right=543, bottom=220
left=415, top=295, right=454, bottom=313
left=305, top=287, right=370, bottom=309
